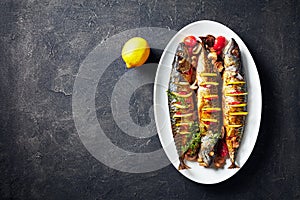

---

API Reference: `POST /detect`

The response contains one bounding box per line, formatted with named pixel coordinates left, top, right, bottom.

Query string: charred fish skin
left=222, top=38, right=248, bottom=169
left=168, top=42, right=198, bottom=170
left=196, top=37, right=222, bottom=167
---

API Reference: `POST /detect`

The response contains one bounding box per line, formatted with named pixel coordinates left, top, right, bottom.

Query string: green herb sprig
left=181, top=122, right=201, bottom=155
left=167, top=90, right=186, bottom=105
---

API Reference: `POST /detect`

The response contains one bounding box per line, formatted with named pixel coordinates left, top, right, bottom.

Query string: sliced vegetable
left=202, top=107, right=221, bottom=112
left=203, top=121, right=217, bottom=125
left=172, top=91, right=193, bottom=98
left=225, top=92, right=248, bottom=96
left=229, top=112, right=248, bottom=116
left=228, top=101, right=241, bottom=105
left=173, top=113, right=193, bottom=118
left=175, top=122, right=193, bottom=126
left=229, top=103, right=247, bottom=107
left=200, top=82, right=219, bottom=86
left=201, top=118, right=218, bottom=123
left=200, top=72, right=217, bottom=77
left=227, top=124, right=242, bottom=128
left=203, top=94, right=218, bottom=99
left=179, top=131, right=191, bottom=135
left=174, top=81, right=190, bottom=86
left=173, top=103, right=190, bottom=109
left=226, top=81, right=246, bottom=85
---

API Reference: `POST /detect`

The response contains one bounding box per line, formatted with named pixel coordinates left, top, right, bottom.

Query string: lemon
left=121, top=37, right=150, bottom=68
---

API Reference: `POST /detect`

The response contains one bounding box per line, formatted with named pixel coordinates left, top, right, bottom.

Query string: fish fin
left=228, top=162, right=240, bottom=169
left=178, top=163, right=191, bottom=170
left=178, top=156, right=190, bottom=170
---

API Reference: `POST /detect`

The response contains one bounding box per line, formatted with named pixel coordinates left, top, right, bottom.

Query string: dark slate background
left=1, top=0, right=299, bottom=199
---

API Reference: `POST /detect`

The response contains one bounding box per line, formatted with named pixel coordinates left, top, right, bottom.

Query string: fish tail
left=228, top=162, right=240, bottom=169
left=228, top=154, right=239, bottom=168
left=227, top=145, right=239, bottom=168
left=178, top=156, right=190, bottom=170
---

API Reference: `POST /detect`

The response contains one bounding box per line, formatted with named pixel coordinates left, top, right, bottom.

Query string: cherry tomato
left=213, top=36, right=226, bottom=51
left=184, top=36, right=197, bottom=47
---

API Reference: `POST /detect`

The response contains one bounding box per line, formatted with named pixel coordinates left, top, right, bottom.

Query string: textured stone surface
left=0, top=0, right=299, bottom=199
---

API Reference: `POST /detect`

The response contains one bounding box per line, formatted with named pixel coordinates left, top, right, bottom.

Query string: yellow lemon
left=121, top=37, right=150, bottom=68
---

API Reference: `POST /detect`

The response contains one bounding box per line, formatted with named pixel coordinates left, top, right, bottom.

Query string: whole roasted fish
left=168, top=42, right=200, bottom=170
left=222, top=38, right=248, bottom=168
left=195, top=36, right=223, bottom=167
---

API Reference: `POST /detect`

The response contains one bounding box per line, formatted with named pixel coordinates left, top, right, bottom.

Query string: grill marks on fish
left=222, top=39, right=248, bottom=168
left=196, top=38, right=223, bottom=168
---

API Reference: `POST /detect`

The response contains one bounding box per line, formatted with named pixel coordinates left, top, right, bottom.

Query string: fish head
left=223, top=39, right=241, bottom=69
left=223, top=38, right=240, bottom=56
left=199, top=35, right=215, bottom=49
left=195, top=44, right=205, bottom=76
left=174, top=43, right=191, bottom=74
left=197, top=36, right=218, bottom=74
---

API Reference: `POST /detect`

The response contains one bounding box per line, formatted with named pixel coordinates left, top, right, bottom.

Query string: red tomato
left=184, top=36, right=197, bottom=47
left=203, top=121, right=217, bottom=125
left=220, top=140, right=228, bottom=157
left=203, top=121, right=210, bottom=125
left=230, top=91, right=243, bottom=94
left=229, top=101, right=241, bottom=105
left=213, top=36, right=226, bottom=51
left=178, top=91, right=187, bottom=95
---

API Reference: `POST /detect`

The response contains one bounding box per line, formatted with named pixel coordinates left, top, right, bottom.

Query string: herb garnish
left=181, top=122, right=201, bottom=154
left=167, top=90, right=186, bottom=105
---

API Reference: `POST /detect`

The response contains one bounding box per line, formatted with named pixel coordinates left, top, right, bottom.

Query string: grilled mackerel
left=196, top=36, right=223, bottom=167
left=222, top=39, right=248, bottom=168
left=168, top=42, right=200, bottom=170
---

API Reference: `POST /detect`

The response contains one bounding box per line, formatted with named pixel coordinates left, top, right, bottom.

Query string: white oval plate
left=154, top=20, right=262, bottom=184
